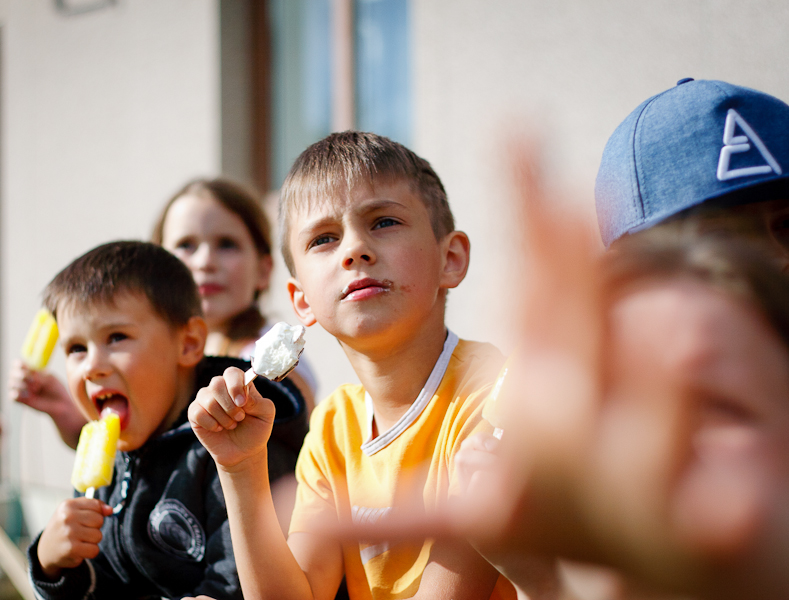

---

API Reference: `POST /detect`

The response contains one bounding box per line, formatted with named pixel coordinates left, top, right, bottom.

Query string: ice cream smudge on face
left=245, top=322, right=307, bottom=384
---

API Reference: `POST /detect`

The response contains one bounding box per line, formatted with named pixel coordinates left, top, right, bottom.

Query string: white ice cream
left=251, top=322, right=307, bottom=381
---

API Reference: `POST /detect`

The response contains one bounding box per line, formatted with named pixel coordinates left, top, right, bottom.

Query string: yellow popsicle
left=483, top=354, right=515, bottom=439
left=21, top=309, right=59, bottom=370
left=71, top=413, right=121, bottom=498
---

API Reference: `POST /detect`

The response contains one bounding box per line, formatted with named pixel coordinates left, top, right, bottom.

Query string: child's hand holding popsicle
left=37, top=412, right=120, bottom=579
left=10, top=309, right=62, bottom=408
left=36, top=492, right=115, bottom=579
left=9, top=309, right=86, bottom=448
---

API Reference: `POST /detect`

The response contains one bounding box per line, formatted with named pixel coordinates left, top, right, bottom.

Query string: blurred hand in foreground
left=328, top=139, right=789, bottom=600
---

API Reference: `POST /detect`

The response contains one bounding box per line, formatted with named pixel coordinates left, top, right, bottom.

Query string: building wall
left=412, top=0, right=789, bottom=353
left=2, top=0, right=789, bottom=535
left=0, top=0, right=220, bottom=532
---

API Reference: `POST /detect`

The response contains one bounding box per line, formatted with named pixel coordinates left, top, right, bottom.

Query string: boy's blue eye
left=373, top=217, right=399, bottom=230
left=309, top=234, right=336, bottom=249
left=108, top=332, right=128, bottom=344
left=66, top=343, right=86, bottom=355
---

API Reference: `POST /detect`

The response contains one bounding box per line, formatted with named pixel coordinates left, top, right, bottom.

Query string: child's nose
left=342, top=237, right=375, bottom=268
left=191, top=242, right=216, bottom=270
left=82, top=347, right=111, bottom=381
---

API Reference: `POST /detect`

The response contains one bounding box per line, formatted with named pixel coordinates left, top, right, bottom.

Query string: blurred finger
left=455, top=433, right=501, bottom=493
left=326, top=502, right=458, bottom=545
left=75, top=522, right=104, bottom=545
left=72, top=498, right=110, bottom=526
left=71, top=539, right=102, bottom=560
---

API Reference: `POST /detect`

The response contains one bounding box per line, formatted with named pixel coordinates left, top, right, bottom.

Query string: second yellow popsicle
left=21, top=309, right=59, bottom=371
left=71, top=413, right=121, bottom=498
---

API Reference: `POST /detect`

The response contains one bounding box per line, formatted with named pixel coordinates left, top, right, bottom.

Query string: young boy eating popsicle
left=189, top=132, right=520, bottom=600
left=28, top=240, right=308, bottom=600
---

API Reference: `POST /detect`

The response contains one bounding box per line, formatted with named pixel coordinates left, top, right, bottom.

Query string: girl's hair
left=603, top=225, right=789, bottom=350
left=151, top=177, right=272, bottom=341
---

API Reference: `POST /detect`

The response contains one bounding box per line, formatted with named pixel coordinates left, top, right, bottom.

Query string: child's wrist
left=37, top=549, right=63, bottom=581
left=217, top=450, right=270, bottom=479
left=40, top=563, right=63, bottom=581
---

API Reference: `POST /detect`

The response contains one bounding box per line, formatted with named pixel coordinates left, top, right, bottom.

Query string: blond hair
left=278, top=131, right=454, bottom=275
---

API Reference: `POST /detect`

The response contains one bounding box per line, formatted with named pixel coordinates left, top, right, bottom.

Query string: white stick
left=244, top=368, right=257, bottom=386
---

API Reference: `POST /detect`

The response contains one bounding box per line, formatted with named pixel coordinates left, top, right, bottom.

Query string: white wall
left=412, top=0, right=789, bottom=354
left=0, top=0, right=220, bottom=532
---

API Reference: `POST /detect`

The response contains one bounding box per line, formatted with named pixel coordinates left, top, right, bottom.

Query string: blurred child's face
left=688, top=199, right=789, bottom=272
left=58, top=292, right=198, bottom=452
left=286, top=179, right=466, bottom=350
left=605, top=277, right=789, bottom=557
left=161, top=193, right=272, bottom=333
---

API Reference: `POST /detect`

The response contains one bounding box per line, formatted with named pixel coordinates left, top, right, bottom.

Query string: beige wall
left=0, top=0, right=221, bottom=531
left=412, top=0, right=789, bottom=353
left=2, top=0, right=789, bottom=534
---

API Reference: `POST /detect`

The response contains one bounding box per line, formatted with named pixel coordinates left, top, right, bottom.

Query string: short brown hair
left=603, top=227, right=789, bottom=350
left=278, top=131, right=454, bottom=275
left=44, top=241, right=202, bottom=328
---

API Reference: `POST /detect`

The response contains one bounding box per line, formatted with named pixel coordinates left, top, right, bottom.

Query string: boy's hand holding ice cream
left=190, top=322, right=306, bottom=470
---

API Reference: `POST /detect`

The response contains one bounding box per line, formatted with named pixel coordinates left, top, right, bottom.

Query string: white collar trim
left=361, top=330, right=459, bottom=456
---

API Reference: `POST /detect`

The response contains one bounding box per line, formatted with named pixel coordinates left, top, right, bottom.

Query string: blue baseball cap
left=595, top=78, right=789, bottom=246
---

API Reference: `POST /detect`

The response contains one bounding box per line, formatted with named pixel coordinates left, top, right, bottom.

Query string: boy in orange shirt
left=190, top=132, right=522, bottom=600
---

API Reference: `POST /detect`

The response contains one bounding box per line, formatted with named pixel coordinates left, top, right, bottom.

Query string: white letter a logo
left=717, top=109, right=782, bottom=181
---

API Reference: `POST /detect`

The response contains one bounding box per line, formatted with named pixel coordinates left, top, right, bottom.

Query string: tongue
left=101, top=396, right=129, bottom=428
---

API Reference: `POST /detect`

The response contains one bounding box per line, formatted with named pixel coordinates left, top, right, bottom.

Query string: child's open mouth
left=93, top=391, right=130, bottom=430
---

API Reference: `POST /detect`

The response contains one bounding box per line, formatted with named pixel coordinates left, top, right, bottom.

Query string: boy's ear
left=178, top=316, right=208, bottom=368
left=288, top=277, right=317, bottom=327
left=439, top=231, right=471, bottom=290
